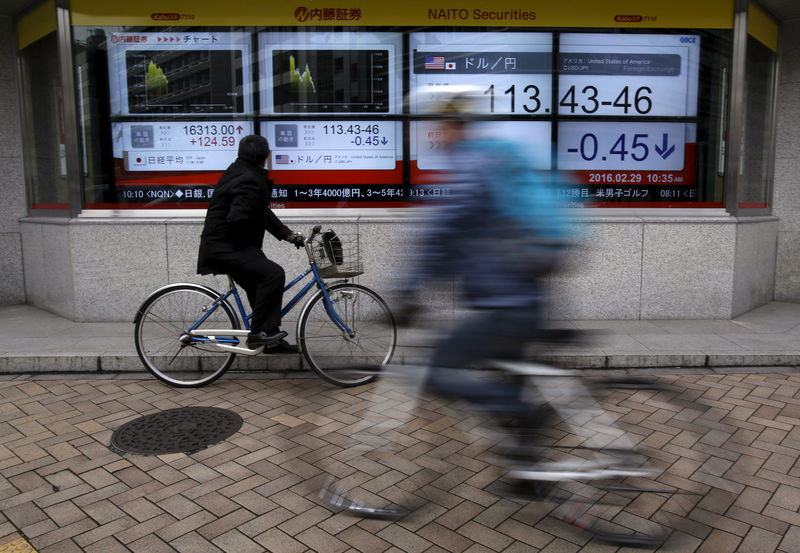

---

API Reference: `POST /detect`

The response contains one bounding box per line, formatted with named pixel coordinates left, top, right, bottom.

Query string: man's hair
left=238, top=135, right=270, bottom=166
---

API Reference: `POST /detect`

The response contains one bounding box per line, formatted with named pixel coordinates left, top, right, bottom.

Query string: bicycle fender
left=133, top=283, right=225, bottom=324
left=295, top=282, right=363, bottom=340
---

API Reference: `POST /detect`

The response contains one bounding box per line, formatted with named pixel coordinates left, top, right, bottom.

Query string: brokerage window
left=72, top=26, right=731, bottom=210
left=259, top=31, right=404, bottom=206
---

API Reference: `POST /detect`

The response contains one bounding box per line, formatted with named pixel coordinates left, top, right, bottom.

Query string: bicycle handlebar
left=302, top=225, right=323, bottom=243
left=300, top=225, right=324, bottom=262
left=292, top=225, right=323, bottom=247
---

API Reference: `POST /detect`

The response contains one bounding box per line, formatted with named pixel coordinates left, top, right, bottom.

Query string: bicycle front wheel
left=298, top=283, right=396, bottom=387
left=134, top=284, right=239, bottom=387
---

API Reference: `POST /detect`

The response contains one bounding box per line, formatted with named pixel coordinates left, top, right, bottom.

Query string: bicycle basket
left=310, top=230, right=363, bottom=278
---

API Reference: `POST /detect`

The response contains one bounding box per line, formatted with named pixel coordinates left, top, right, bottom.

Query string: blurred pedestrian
left=398, top=88, right=575, bottom=443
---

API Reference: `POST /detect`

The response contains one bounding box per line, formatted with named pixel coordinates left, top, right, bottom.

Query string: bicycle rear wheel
left=134, top=284, right=239, bottom=387
left=298, top=283, right=396, bottom=387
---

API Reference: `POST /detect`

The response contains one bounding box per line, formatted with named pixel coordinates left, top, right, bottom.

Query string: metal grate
left=110, top=407, right=243, bottom=455
left=309, top=230, right=363, bottom=278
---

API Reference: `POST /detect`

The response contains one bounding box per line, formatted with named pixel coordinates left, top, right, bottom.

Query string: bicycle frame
left=186, top=234, right=355, bottom=356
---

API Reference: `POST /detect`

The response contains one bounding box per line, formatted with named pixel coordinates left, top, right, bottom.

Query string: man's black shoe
left=246, top=329, right=288, bottom=349
left=266, top=339, right=299, bottom=354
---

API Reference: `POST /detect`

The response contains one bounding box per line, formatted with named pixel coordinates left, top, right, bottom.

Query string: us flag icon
left=425, top=56, right=445, bottom=69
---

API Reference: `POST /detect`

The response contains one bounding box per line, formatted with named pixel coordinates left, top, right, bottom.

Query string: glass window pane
left=20, top=32, right=69, bottom=211
left=739, top=35, right=776, bottom=209
left=72, top=25, right=735, bottom=212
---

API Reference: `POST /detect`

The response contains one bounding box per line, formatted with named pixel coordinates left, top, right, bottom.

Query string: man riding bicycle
left=197, top=134, right=305, bottom=353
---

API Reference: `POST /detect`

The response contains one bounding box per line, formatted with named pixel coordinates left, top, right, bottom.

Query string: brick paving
left=0, top=372, right=798, bottom=552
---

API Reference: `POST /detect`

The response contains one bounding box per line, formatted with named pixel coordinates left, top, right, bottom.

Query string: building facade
left=1, top=0, right=798, bottom=322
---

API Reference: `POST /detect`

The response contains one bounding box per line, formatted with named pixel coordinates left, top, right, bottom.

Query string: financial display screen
left=409, top=32, right=553, bottom=115
left=113, top=121, right=253, bottom=172
left=260, top=32, right=402, bottom=116
left=271, top=49, right=391, bottom=113
left=413, top=121, right=552, bottom=171
left=266, top=120, right=398, bottom=170
left=558, top=122, right=690, bottom=172
left=124, top=50, right=245, bottom=114
left=107, top=32, right=253, bottom=116
left=409, top=32, right=703, bottom=206
left=558, top=33, right=700, bottom=117
left=98, top=28, right=714, bottom=208
left=261, top=119, right=404, bottom=205
left=108, top=121, right=254, bottom=205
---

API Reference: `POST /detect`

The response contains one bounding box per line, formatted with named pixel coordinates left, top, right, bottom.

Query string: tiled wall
left=0, top=16, right=26, bottom=306
left=21, top=215, right=778, bottom=322
left=774, top=19, right=800, bottom=302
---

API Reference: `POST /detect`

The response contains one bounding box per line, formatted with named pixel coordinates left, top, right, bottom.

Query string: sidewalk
left=1, top=359, right=799, bottom=552
left=2, top=301, right=800, bottom=374
left=2, top=304, right=800, bottom=552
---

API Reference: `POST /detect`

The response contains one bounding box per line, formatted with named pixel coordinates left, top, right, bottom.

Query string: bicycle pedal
left=342, top=503, right=410, bottom=520
left=318, top=482, right=409, bottom=520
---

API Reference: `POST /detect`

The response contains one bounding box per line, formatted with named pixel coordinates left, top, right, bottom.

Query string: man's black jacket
left=197, top=158, right=291, bottom=275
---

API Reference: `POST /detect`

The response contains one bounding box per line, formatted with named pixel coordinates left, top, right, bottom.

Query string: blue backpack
left=464, top=139, right=573, bottom=252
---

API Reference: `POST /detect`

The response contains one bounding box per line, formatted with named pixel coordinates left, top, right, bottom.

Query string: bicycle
left=318, top=356, right=702, bottom=547
left=494, top=361, right=702, bottom=547
left=133, top=225, right=396, bottom=388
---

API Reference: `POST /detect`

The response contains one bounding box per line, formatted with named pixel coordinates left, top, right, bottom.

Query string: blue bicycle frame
left=187, top=262, right=353, bottom=346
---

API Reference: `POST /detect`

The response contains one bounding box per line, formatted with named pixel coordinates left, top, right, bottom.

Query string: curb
left=0, top=352, right=799, bottom=374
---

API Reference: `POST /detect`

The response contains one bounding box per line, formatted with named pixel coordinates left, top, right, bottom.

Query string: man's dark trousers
left=215, top=246, right=285, bottom=332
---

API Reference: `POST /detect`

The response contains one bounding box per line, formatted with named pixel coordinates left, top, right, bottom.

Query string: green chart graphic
left=289, top=55, right=316, bottom=93
left=145, top=60, right=168, bottom=96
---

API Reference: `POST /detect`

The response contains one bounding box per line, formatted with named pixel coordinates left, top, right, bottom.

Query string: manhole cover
left=110, top=407, right=243, bottom=455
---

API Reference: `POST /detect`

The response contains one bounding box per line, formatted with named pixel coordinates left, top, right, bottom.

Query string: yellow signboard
left=748, top=2, right=778, bottom=51
left=71, top=0, right=734, bottom=29
left=17, top=0, right=56, bottom=50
